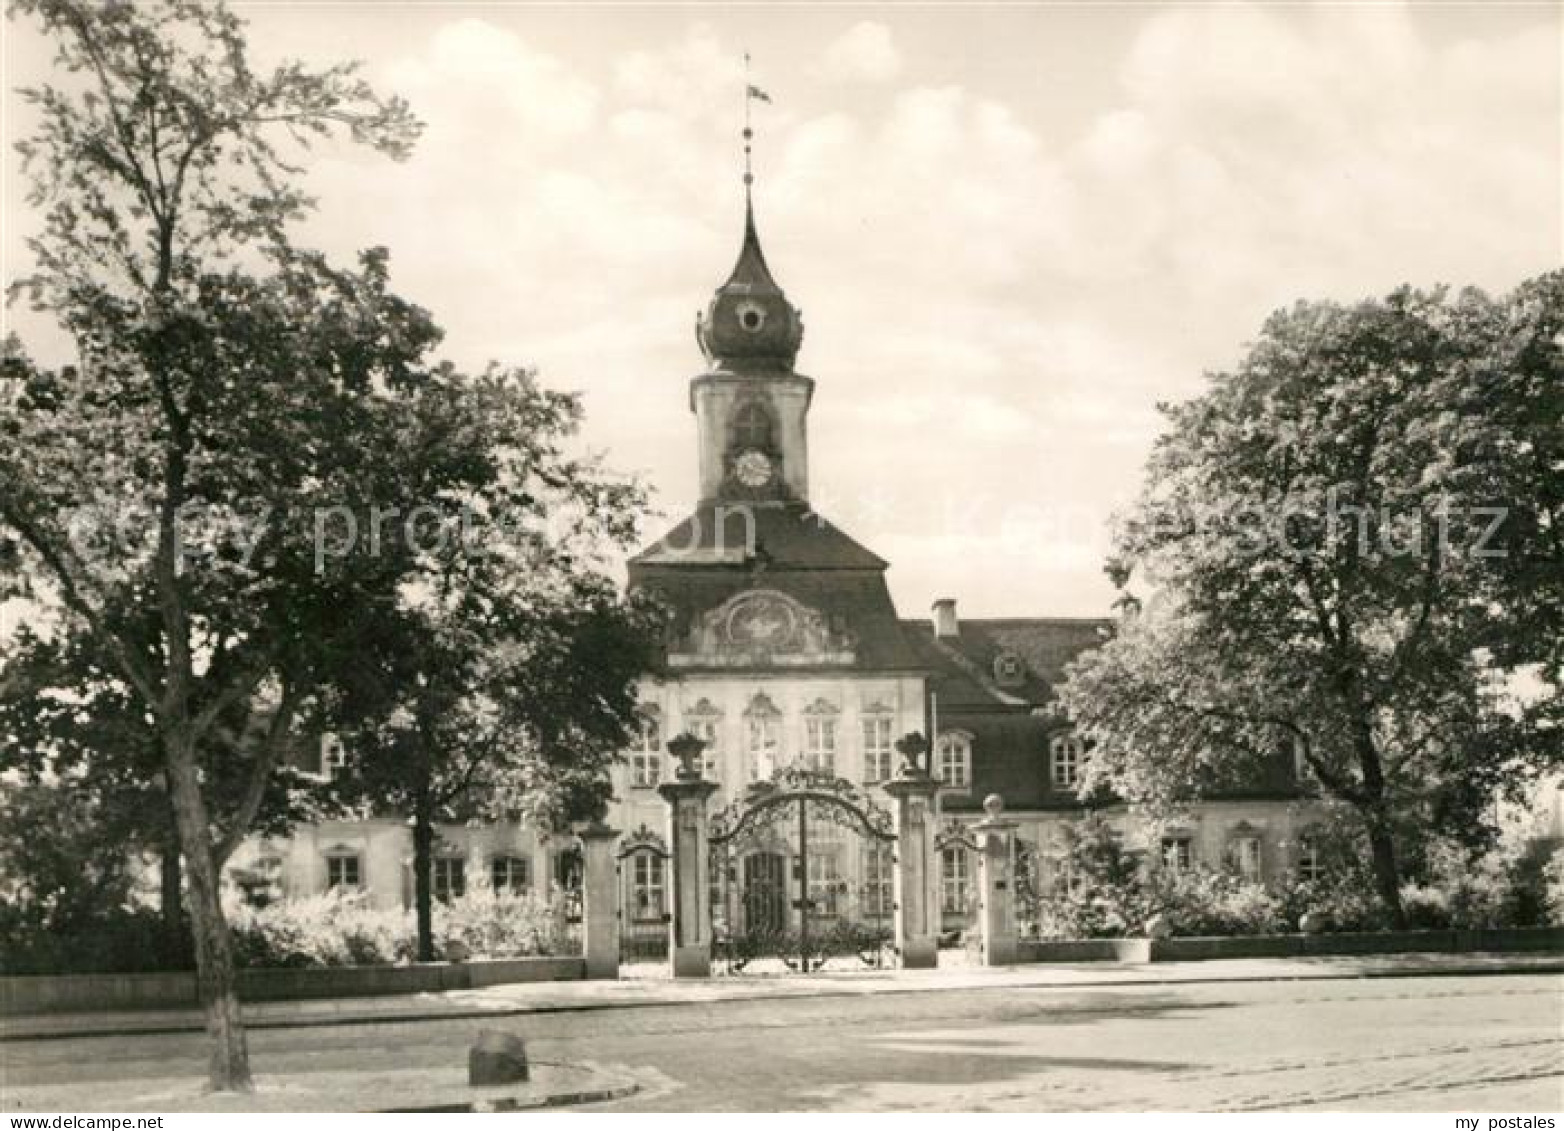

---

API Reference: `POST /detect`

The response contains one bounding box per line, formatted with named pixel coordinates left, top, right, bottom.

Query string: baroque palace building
left=240, top=189, right=1324, bottom=940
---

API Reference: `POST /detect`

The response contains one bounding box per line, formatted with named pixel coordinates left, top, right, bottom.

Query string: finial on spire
left=742, top=53, right=771, bottom=192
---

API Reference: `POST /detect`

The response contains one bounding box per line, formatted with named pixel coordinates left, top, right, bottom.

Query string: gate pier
left=973, top=793, right=1019, bottom=966
left=577, top=820, right=621, bottom=980
left=659, top=734, right=719, bottom=978
left=883, top=766, right=941, bottom=969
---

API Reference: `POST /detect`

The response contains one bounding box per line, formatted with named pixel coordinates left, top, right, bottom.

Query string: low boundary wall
left=1, top=955, right=584, bottom=1016
left=1018, top=926, right=1564, bottom=965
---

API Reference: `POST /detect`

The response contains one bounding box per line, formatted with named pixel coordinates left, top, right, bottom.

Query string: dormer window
left=993, top=652, right=1025, bottom=687
left=1050, top=734, right=1083, bottom=789
left=935, top=731, right=972, bottom=789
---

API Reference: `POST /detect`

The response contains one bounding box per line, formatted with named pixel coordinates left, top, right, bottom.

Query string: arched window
left=630, top=853, right=666, bottom=921
left=940, top=845, right=972, bottom=913
left=683, top=698, right=724, bottom=780
left=1050, top=733, right=1083, bottom=789
left=732, top=401, right=773, bottom=450
left=802, top=698, right=840, bottom=774
left=935, top=731, right=972, bottom=789
left=744, top=693, right=782, bottom=781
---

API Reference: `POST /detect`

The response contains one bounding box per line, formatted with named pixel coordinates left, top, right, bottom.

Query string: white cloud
left=819, top=21, right=902, bottom=83
left=4, top=4, right=1553, bottom=617
left=385, top=19, right=599, bottom=139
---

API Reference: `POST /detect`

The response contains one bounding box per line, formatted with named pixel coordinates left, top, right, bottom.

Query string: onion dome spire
left=695, top=61, right=804, bottom=372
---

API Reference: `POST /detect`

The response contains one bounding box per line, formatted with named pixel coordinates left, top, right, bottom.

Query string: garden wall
left=0, top=955, right=584, bottom=1016
left=1018, top=926, right=1564, bottom=965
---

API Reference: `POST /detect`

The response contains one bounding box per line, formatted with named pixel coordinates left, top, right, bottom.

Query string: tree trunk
left=158, top=822, right=187, bottom=965
left=1364, top=809, right=1407, bottom=929
left=165, top=734, right=252, bottom=1092
left=412, top=798, right=436, bottom=963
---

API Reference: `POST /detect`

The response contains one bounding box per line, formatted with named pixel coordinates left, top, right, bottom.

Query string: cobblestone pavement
left=4, top=973, right=1559, bottom=1112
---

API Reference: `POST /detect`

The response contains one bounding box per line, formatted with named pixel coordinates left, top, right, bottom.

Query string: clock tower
left=690, top=192, right=812, bottom=503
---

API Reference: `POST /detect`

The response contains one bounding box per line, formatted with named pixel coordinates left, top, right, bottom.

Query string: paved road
left=5, top=973, right=1560, bottom=1112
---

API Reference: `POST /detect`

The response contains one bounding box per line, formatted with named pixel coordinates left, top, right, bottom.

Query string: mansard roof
left=629, top=503, right=918, bottom=673
left=901, top=616, right=1116, bottom=710
left=630, top=501, right=887, bottom=570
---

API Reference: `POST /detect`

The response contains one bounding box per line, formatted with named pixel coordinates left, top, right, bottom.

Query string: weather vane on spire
left=743, top=52, right=771, bottom=190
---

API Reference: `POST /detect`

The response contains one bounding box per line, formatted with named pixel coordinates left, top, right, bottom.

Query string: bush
left=225, top=887, right=576, bottom=969
left=1544, top=848, right=1564, bottom=926
left=1145, top=869, right=1286, bottom=937
left=1398, top=834, right=1555, bottom=930
left=0, top=902, right=192, bottom=975
left=436, top=889, right=577, bottom=961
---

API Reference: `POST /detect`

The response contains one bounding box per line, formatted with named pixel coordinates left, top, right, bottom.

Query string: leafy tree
left=324, top=370, right=662, bottom=961
left=1059, top=277, right=1563, bottom=927
left=0, top=0, right=428, bottom=1090
left=0, top=618, right=327, bottom=952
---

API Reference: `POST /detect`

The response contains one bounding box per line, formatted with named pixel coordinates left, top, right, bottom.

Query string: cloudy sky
left=3, top=1, right=1558, bottom=619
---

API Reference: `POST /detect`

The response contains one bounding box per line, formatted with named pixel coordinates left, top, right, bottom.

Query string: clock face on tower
left=734, top=449, right=773, bottom=488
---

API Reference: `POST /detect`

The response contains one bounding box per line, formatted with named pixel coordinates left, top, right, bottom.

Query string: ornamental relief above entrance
left=670, top=588, right=856, bottom=668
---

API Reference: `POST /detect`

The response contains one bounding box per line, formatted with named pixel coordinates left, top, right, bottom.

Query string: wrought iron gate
left=709, top=766, right=896, bottom=974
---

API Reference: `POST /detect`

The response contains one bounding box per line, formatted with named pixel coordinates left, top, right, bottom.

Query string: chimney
left=932, top=598, right=959, bottom=639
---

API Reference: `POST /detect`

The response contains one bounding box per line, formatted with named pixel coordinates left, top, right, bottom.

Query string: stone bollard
left=469, top=1030, right=529, bottom=1086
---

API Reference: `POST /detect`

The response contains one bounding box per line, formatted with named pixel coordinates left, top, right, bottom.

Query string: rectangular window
left=804, top=716, right=837, bottom=774
left=325, top=853, right=361, bottom=891
left=806, top=850, right=841, bottom=918
left=632, top=712, right=662, bottom=788
left=631, top=854, right=665, bottom=921
left=1160, top=836, right=1193, bottom=874
left=940, top=846, right=971, bottom=914
left=1051, top=736, right=1081, bottom=789
left=433, top=856, right=467, bottom=903
left=862, top=843, right=894, bottom=917
left=1231, top=836, right=1263, bottom=883
left=689, top=718, right=721, bottom=779
left=747, top=714, right=780, bottom=781
left=490, top=855, right=531, bottom=895
left=862, top=716, right=894, bottom=783
left=1297, top=842, right=1323, bottom=883
left=320, top=734, right=347, bottom=780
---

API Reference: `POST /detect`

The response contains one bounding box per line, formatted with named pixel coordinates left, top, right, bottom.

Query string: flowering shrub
left=1144, top=868, right=1287, bottom=937
left=226, top=888, right=575, bottom=968
left=1544, top=849, right=1564, bottom=927
left=1399, top=834, right=1554, bottom=930
left=436, top=888, right=577, bottom=961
